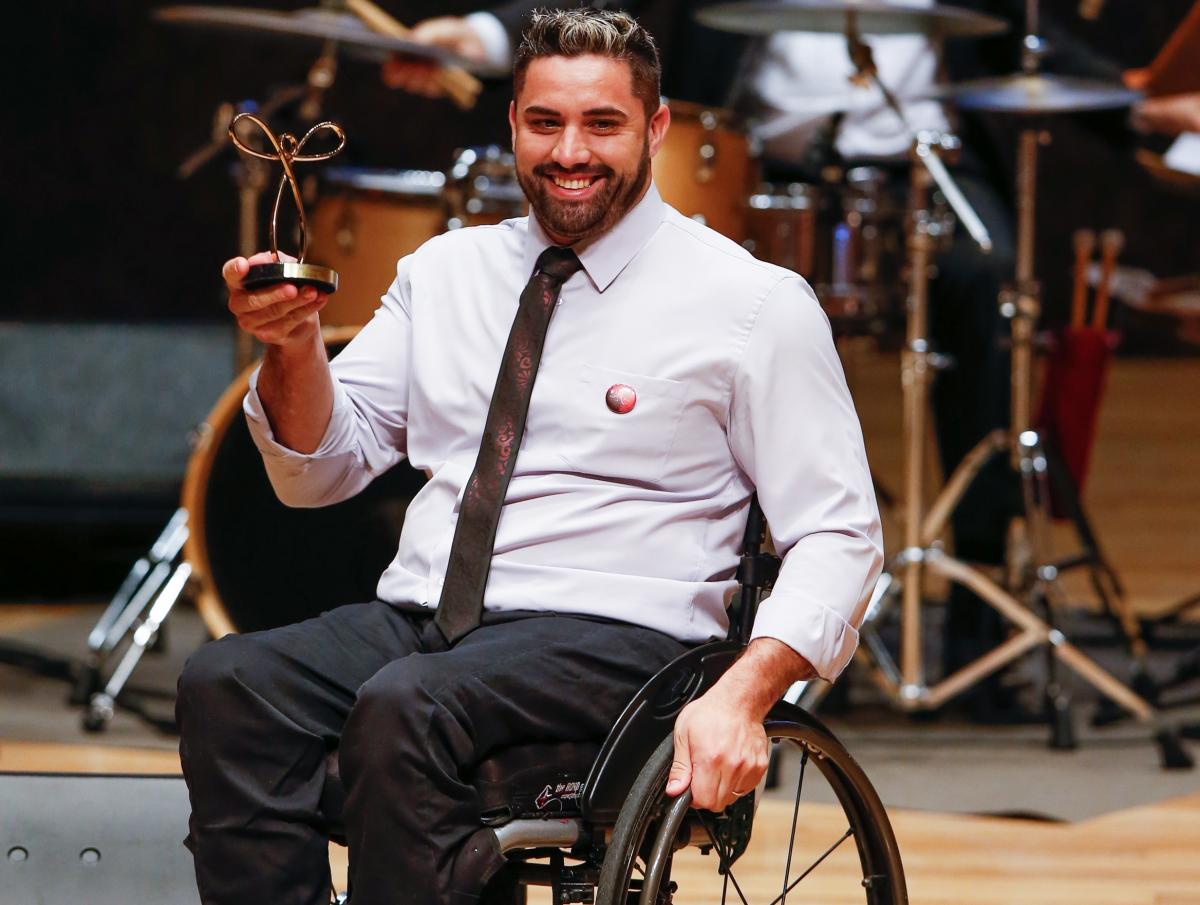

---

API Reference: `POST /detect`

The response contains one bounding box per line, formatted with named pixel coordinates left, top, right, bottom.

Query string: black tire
left=596, top=709, right=907, bottom=905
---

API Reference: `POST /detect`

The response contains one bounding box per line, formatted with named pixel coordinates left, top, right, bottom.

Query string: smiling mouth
left=542, top=170, right=607, bottom=193
left=552, top=175, right=598, bottom=189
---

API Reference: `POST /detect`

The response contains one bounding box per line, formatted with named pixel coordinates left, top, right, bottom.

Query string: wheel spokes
left=764, top=827, right=855, bottom=905
left=780, top=749, right=809, bottom=905
left=698, top=813, right=752, bottom=905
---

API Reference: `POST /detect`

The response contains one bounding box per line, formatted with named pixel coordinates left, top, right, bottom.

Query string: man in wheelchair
left=177, top=9, right=883, bottom=905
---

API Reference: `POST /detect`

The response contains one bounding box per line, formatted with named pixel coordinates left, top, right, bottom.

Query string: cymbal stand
left=789, top=19, right=1192, bottom=768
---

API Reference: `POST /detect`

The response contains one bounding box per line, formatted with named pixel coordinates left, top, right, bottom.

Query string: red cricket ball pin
left=605, top=384, right=637, bottom=414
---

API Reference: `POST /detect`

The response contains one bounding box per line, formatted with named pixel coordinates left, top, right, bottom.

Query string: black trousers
left=928, top=168, right=1021, bottom=688
left=176, top=602, right=687, bottom=905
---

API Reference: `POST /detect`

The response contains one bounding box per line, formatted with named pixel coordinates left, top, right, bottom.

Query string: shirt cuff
left=242, top=365, right=354, bottom=461
left=465, top=12, right=512, bottom=73
left=749, top=592, right=860, bottom=682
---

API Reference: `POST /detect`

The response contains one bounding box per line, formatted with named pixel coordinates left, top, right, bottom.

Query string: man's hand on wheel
left=223, top=253, right=328, bottom=348
left=667, top=688, right=770, bottom=812
left=666, top=637, right=817, bottom=812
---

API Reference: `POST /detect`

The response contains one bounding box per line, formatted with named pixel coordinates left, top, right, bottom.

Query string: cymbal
left=153, top=5, right=478, bottom=67
left=943, top=73, right=1142, bottom=113
left=695, top=1, right=1008, bottom=37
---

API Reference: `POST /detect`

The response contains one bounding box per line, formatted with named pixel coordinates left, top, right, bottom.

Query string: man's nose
left=551, top=126, right=592, bottom=169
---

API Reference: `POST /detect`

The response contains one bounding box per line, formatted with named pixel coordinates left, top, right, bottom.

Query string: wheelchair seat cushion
left=474, top=740, right=600, bottom=825
left=320, top=740, right=601, bottom=841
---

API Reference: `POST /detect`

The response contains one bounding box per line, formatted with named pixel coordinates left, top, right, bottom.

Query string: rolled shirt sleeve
left=729, top=276, right=884, bottom=680
left=242, top=257, right=415, bottom=507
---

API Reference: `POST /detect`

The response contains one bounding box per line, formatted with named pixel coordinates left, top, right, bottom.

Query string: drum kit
left=74, top=0, right=1190, bottom=763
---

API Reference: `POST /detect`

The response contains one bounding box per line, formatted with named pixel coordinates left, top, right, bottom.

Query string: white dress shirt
left=244, top=183, right=882, bottom=680
left=751, top=14, right=951, bottom=161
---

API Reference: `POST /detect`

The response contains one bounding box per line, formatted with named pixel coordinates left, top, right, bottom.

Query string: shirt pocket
left=555, top=363, right=688, bottom=484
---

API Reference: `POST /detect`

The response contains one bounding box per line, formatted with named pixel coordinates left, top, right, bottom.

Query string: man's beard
left=517, top=145, right=651, bottom=244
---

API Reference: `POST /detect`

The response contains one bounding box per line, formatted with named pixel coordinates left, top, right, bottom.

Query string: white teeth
left=552, top=176, right=593, bottom=190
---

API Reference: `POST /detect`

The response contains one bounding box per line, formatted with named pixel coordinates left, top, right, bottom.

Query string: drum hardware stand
left=791, top=22, right=1193, bottom=767
left=79, top=58, right=351, bottom=734
left=81, top=56, right=343, bottom=733
left=72, top=508, right=193, bottom=733
left=0, top=509, right=189, bottom=735
left=80, top=85, right=305, bottom=736
left=178, top=43, right=338, bottom=373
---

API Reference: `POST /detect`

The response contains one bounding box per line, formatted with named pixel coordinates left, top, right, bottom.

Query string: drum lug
left=335, top=200, right=357, bottom=254
left=695, top=109, right=720, bottom=184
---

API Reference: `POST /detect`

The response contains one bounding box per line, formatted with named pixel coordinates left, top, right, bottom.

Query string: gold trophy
left=228, top=112, right=346, bottom=293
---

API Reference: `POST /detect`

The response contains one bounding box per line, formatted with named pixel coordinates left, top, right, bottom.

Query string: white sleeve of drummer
left=465, top=12, right=513, bottom=72
left=728, top=275, right=884, bottom=681
left=241, top=258, right=414, bottom=508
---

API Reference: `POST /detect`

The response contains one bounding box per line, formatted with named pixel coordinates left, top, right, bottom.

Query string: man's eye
left=534, top=119, right=559, bottom=129
left=591, top=121, right=617, bottom=131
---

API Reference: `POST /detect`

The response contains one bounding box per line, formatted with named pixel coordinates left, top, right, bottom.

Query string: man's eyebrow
left=520, top=105, right=630, bottom=119
left=583, top=107, right=628, bottom=119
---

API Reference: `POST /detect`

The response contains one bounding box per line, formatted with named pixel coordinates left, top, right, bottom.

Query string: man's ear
left=647, top=102, right=671, bottom=158
left=508, top=100, right=518, bottom=151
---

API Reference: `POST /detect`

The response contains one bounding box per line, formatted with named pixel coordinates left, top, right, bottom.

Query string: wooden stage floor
left=2, top=739, right=1197, bottom=904
left=3, top=355, right=1198, bottom=901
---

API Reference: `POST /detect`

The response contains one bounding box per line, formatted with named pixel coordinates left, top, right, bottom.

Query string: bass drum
left=310, top=148, right=527, bottom=328
left=182, top=328, right=428, bottom=637
left=653, top=99, right=753, bottom=242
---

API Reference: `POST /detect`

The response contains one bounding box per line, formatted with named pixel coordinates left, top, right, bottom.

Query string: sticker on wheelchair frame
left=535, top=780, right=583, bottom=811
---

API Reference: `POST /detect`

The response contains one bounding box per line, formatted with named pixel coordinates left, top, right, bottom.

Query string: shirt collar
left=523, top=181, right=666, bottom=293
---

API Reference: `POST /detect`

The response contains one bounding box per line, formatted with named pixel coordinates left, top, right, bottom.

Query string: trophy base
left=244, top=262, right=338, bottom=295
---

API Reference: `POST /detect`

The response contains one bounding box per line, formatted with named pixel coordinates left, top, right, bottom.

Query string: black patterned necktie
left=435, top=245, right=583, bottom=642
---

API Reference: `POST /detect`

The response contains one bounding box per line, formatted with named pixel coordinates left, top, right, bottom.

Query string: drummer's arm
left=382, top=2, right=648, bottom=94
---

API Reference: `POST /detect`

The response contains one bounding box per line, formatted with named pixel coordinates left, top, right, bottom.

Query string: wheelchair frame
left=328, top=498, right=907, bottom=905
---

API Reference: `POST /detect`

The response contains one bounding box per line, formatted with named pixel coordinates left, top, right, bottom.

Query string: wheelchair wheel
left=596, top=707, right=906, bottom=905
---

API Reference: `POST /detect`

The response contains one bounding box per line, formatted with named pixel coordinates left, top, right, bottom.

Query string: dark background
left=2, top=0, right=1196, bottom=595
left=4, top=0, right=1196, bottom=324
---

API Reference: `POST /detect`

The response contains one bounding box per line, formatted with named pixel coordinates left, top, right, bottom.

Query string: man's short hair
left=513, top=8, right=662, bottom=119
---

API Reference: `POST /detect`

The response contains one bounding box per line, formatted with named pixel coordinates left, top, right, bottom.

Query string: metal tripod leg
left=83, top=562, right=193, bottom=733
left=1038, top=437, right=1147, bottom=664
left=88, top=508, right=188, bottom=654
left=73, top=509, right=189, bottom=705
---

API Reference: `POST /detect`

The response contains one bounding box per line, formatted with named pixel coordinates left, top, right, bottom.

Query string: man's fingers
left=247, top=300, right=324, bottom=345
left=281, top=300, right=327, bottom=340
left=665, top=729, right=692, bottom=797
left=246, top=250, right=290, bottom=266
left=222, top=256, right=248, bottom=287
left=381, top=57, right=447, bottom=96
left=238, top=289, right=321, bottom=329
left=726, top=739, right=770, bottom=806
left=223, top=252, right=296, bottom=291
left=232, top=283, right=300, bottom=316
left=687, top=750, right=722, bottom=811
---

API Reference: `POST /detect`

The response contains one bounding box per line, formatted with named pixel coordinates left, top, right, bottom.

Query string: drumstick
left=1071, top=228, right=1095, bottom=329
left=1093, top=229, right=1124, bottom=330
left=344, top=0, right=482, bottom=110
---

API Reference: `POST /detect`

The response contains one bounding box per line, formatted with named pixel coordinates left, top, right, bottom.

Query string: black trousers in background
left=175, top=602, right=687, bottom=905
left=928, top=168, right=1021, bottom=694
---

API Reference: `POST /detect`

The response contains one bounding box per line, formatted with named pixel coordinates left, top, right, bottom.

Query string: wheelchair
left=321, top=498, right=906, bottom=905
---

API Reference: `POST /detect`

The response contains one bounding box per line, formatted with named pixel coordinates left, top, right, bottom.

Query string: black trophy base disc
left=244, top=262, right=338, bottom=295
